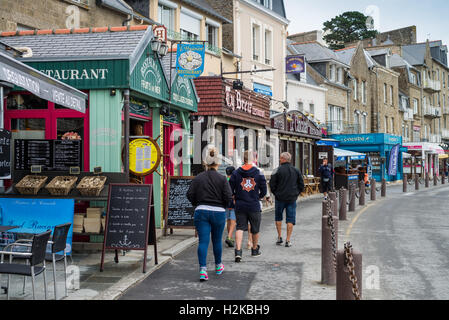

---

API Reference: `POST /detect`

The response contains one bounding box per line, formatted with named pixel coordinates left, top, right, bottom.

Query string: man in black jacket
left=269, top=152, right=304, bottom=247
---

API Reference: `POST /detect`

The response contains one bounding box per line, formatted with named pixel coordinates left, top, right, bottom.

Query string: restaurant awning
left=334, top=148, right=366, bottom=161
left=0, top=51, right=87, bottom=113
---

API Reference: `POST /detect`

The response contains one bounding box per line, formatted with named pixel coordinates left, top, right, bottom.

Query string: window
left=443, top=72, right=446, bottom=88
left=383, top=83, right=387, bottom=103
left=7, top=94, right=48, bottom=110
left=158, top=3, right=175, bottom=31
left=309, top=104, right=315, bottom=116
left=353, top=79, right=358, bottom=100
left=391, top=118, right=395, bottom=133
left=361, top=114, right=367, bottom=133
left=180, top=9, right=201, bottom=41
left=252, top=24, right=261, bottom=61
left=413, top=98, right=418, bottom=114
left=328, top=105, right=343, bottom=133
left=390, top=85, right=394, bottom=106
left=384, top=116, right=388, bottom=132
left=337, top=68, right=343, bottom=84
left=264, top=29, right=272, bottom=65
left=410, top=72, right=417, bottom=85
left=362, top=81, right=367, bottom=104
left=297, top=102, right=304, bottom=112
left=354, top=112, right=360, bottom=133
left=206, top=23, right=219, bottom=51
left=329, top=65, right=336, bottom=82
left=256, top=0, right=272, bottom=9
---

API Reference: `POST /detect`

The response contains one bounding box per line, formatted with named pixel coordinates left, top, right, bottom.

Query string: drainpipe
left=124, top=89, right=130, bottom=181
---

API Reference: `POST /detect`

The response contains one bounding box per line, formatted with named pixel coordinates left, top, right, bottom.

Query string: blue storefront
left=330, top=134, right=405, bottom=182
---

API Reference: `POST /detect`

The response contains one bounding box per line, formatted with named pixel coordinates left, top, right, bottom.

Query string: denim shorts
left=275, top=200, right=297, bottom=225
left=226, top=208, right=236, bottom=221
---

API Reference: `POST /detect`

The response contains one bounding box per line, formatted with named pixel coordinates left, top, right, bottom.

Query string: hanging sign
left=286, top=55, right=305, bottom=74
left=176, top=44, right=205, bottom=79
left=129, top=138, right=161, bottom=176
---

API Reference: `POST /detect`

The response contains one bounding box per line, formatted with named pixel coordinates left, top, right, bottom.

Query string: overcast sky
left=284, top=0, right=449, bottom=47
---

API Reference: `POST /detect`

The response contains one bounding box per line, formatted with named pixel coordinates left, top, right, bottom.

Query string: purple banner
left=388, top=144, right=400, bottom=176
left=286, top=55, right=305, bottom=74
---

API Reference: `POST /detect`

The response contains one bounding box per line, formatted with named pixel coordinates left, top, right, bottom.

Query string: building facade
left=205, top=0, right=289, bottom=111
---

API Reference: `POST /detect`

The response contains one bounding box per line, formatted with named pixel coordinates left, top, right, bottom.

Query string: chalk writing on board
left=166, top=178, right=195, bottom=228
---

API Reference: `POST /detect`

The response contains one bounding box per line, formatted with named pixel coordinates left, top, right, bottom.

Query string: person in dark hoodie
left=269, top=152, right=305, bottom=248
left=187, top=147, right=233, bottom=282
left=229, top=151, right=267, bottom=262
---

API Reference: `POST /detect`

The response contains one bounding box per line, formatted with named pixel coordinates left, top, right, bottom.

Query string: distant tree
left=323, top=11, right=379, bottom=50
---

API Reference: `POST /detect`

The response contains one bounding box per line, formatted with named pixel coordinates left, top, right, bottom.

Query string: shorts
left=321, top=180, right=332, bottom=193
left=226, top=208, right=236, bottom=221
left=235, top=211, right=261, bottom=234
left=275, top=201, right=297, bottom=225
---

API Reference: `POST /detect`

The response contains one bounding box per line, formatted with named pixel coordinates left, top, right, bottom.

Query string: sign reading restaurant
left=271, top=111, right=322, bottom=139
left=40, top=68, right=109, bottom=81
left=225, top=86, right=266, bottom=119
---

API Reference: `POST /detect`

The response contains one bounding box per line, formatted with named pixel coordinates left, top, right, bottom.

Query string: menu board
left=0, top=130, right=11, bottom=179
left=14, top=139, right=82, bottom=171
left=104, top=184, right=152, bottom=250
left=166, top=177, right=195, bottom=228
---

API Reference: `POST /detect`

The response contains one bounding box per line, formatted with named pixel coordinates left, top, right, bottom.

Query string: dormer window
left=256, top=0, right=272, bottom=9
left=329, top=65, right=336, bottom=82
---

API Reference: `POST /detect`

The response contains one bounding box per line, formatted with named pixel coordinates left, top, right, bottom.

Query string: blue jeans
left=275, top=200, right=297, bottom=225
left=194, top=210, right=226, bottom=268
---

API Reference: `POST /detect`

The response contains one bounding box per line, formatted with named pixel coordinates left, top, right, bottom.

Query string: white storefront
left=403, top=142, right=445, bottom=177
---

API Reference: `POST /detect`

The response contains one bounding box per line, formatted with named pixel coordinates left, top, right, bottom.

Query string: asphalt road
left=119, top=181, right=449, bottom=300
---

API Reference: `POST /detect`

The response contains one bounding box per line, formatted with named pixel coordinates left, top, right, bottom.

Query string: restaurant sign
left=271, top=111, right=322, bottom=139
left=225, top=86, right=267, bottom=119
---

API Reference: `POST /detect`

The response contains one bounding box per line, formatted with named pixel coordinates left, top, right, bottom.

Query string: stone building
left=204, top=0, right=290, bottom=112
left=288, top=40, right=351, bottom=135
left=335, top=43, right=401, bottom=136
left=0, top=0, right=156, bottom=32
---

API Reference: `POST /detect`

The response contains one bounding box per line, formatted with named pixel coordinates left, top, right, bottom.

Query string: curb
left=161, top=237, right=199, bottom=258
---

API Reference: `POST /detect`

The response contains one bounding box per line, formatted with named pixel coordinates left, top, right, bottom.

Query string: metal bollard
left=370, top=179, right=376, bottom=201
left=381, top=179, right=386, bottom=197
left=336, top=244, right=362, bottom=300
left=425, top=174, right=429, bottom=188
left=403, top=175, right=407, bottom=193
left=339, top=189, right=347, bottom=221
left=415, top=175, right=419, bottom=191
left=359, top=181, right=365, bottom=206
left=322, top=214, right=338, bottom=285
left=329, top=192, right=337, bottom=217
left=348, top=186, right=356, bottom=212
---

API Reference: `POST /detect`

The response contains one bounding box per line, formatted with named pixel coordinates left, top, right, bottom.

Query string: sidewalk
left=0, top=182, right=402, bottom=301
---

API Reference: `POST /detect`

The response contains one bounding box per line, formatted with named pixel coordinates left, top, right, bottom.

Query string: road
left=119, top=182, right=449, bottom=300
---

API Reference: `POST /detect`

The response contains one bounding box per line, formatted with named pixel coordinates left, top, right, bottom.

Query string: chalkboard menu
left=166, top=177, right=195, bottom=229
left=0, top=130, right=11, bottom=179
left=104, top=184, right=152, bottom=250
left=101, top=184, right=158, bottom=273
left=14, top=139, right=82, bottom=171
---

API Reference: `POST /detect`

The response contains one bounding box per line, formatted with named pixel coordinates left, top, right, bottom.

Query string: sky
left=284, top=0, right=449, bottom=47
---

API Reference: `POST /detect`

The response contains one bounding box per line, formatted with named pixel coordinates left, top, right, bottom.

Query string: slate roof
left=0, top=26, right=152, bottom=62
left=401, top=41, right=448, bottom=67
left=288, top=41, right=349, bottom=67
left=334, top=47, right=377, bottom=68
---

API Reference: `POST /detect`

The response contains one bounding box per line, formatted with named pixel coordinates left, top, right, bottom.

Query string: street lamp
left=150, top=38, right=161, bottom=54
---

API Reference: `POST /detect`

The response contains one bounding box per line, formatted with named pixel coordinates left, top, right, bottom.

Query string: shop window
left=11, top=118, right=46, bottom=140
left=57, top=118, right=84, bottom=141
left=7, top=94, right=48, bottom=110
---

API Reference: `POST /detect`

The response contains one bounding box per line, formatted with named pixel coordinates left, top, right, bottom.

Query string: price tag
left=70, top=167, right=81, bottom=175
left=31, top=165, right=42, bottom=174
left=94, top=167, right=102, bottom=174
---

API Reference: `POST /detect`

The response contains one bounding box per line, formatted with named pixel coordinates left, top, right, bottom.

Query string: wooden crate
left=76, top=176, right=107, bottom=197
left=15, top=175, right=48, bottom=195
left=45, top=176, right=78, bottom=196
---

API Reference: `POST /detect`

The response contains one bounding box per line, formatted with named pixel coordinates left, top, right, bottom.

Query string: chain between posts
left=344, top=242, right=361, bottom=300
left=326, top=200, right=337, bottom=272
left=346, top=185, right=356, bottom=205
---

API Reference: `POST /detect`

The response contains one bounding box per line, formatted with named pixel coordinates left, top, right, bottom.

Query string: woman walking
left=187, top=148, right=233, bottom=282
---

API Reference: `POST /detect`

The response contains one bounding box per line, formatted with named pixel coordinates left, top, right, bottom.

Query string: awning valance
left=0, top=51, right=87, bottom=113
left=334, top=148, right=366, bottom=161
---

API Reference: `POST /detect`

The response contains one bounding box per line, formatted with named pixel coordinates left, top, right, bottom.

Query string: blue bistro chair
left=10, top=223, right=72, bottom=300
left=0, top=230, right=51, bottom=300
